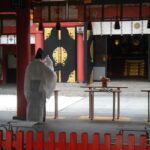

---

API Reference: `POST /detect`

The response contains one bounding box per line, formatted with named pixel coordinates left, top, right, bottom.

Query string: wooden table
left=85, top=89, right=121, bottom=121
left=44, top=90, right=59, bottom=120
left=81, top=85, right=128, bottom=119
left=54, top=90, right=59, bottom=119
left=141, top=90, right=150, bottom=122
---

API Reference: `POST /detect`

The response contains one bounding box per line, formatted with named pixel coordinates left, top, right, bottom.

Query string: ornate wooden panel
left=44, top=27, right=76, bottom=82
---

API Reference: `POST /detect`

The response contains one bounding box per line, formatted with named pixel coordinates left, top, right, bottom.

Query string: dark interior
left=107, top=35, right=148, bottom=79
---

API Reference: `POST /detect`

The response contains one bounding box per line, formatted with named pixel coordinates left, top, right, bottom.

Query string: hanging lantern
left=87, top=21, right=92, bottom=30
left=114, top=18, right=120, bottom=30
left=148, top=4, right=150, bottom=29
left=38, top=22, right=43, bottom=31
left=114, top=4, right=120, bottom=30
left=56, top=22, right=61, bottom=30
left=147, top=18, right=150, bottom=29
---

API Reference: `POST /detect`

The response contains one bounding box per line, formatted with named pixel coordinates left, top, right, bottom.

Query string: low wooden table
left=81, top=85, right=128, bottom=119
left=85, top=89, right=121, bottom=121
left=44, top=90, right=59, bottom=120
left=54, top=90, right=59, bottom=119
left=141, top=90, right=150, bottom=122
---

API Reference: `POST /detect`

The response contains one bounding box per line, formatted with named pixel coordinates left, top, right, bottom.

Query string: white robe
left=24, top=57, right=57, bottom=122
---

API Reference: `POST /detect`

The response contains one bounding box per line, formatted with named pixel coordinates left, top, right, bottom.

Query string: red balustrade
left=0, top=130, right=149, bottom=150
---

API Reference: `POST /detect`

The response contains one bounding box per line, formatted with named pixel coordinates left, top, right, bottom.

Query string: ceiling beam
left=32, top=0, right=150, bottom=6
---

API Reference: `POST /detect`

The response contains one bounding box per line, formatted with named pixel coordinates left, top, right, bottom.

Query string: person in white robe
left=24, top=48, right=57, bottom=122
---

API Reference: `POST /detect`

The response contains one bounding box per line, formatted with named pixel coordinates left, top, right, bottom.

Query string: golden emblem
left=52, top=47, right=68, bottom=66
left=134, top=23, right=140, bottom=29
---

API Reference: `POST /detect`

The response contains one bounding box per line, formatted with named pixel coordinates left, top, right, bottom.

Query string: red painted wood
left=104, top=5, right=119, bottom=18
left=77, top=33, right=84, bottom=82
left=45, top=132, right=55, bottom=150
left=16, top=7, right=31, bottom=117
left=116, top=134, right=123, bottom=150
left=92, top=133, right=100, bottom=150
left=35, top=132, right=44, bottom=150
left=44, top=22, right=84, bottom=28
left=1, top=49, right=7, bottom=83
left=1, top=1, right=149, bottom=20
left=0, top=1, right=14, bottom=12
left=35, top=32, right=44, bottom=54
left=59, top=132, right=66, bottom=150
left=14, top=131, right=24, bottom=150
left=128, top=134, right=135, bottom=150
left=5, top=130, right=13, bottom=150
left=70, top=132, right=77, bottom=150
left=0, top=131, right=150, bottom=150
left=123, top=5, right=139, bottom=17
left=139, top=135, right=147, bottom=150
left=81, top=133, right=88, bottom=150
left=104, top=134, right=111, bottom=150
left=84, top=0, right=92, bottom=3
left=0, top=130, right=3, bottom=150
left=26, top=131, right=33, bottom=150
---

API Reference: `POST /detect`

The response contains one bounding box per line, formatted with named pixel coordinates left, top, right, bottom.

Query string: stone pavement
left=0, top=79, right=150, bottom=120
left=0, top=80, right=150, bottom=144
left=0, top=79, right=149, bottom=96
left=55, top=79, right=150, bottom=97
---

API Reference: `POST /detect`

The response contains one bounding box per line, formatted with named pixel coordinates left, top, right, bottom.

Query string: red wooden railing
left=0, top=130, right=149, bottom=150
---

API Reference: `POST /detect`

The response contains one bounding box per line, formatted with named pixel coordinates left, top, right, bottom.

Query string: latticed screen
left=33, top=5, right=85, bottom=22
left=11, top=0, right=25, bottom=9
left=33, top=2, right=150, bottom=23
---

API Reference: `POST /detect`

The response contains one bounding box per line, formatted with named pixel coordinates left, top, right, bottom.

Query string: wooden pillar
left=15, top=6, right=31, bottom=119
left=35, top=31, right=44, bottom=54
left=148, top=35, right=150, bottom=81
left=84, top=23, right=88, bottom=83
left=77, top=33, right=84, bottom=82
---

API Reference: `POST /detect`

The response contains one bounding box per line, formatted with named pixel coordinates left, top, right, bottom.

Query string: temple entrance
left=107, top=35, right=148, bottom=79
left=93, top=35, right=148, bottom=80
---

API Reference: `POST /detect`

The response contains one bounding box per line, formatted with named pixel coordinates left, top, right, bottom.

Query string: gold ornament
left=52, top=47, right=68, bottom=66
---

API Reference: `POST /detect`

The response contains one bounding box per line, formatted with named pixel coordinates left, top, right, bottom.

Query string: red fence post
left=70, top=132, right=77, bottom=150
left=139, top=135, right=147, bottom=150
left=116, top=134, right=123, bottom=150
left=1, top=130, right=150, bottom=150
left=14, top=131, right=24, bottom=150
left=46, top=132, right=55, bottom=150
left=0, top=130, right=3, bottom=150
left=92, top=133, right=100, bottom=150
left=5, top=130, right=13, bottom=150
left=35, top=131, right=44, bottom=150
left=81, top=133, right=88, bottom=150
left=128, top=134, right=134, bottom=150
left=104, top=133, right=111, bottom=150
left=58, top=132, right=66, bottom=150
left=26, top=131, right=33, bottom=150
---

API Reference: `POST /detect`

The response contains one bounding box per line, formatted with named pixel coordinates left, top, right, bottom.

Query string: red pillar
left=35, top=31, right=44, bottom=54
left=16, top=7, right=31, bottom=119
left=77, top=33, right=84, bottom=82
